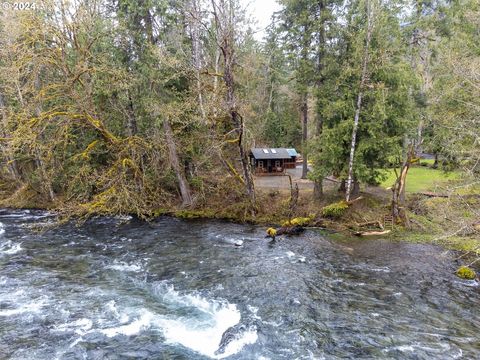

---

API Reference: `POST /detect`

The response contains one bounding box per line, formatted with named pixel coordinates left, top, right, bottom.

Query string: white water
left=105, top=260, right=143, bottom=272
left=149, top=283, right=257, bottom=358
left=0, top=290, right=47, bottom=317
left=0, top=221, right=23, bottom=256
left=49, top=282, right=258, bottom=359
left=0, top=241, right=22, bottom=255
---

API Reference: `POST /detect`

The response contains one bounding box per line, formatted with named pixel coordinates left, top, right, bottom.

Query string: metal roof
left=286, top=148, right=298, bottom=157
left=250, top=148, right=297, bottom=160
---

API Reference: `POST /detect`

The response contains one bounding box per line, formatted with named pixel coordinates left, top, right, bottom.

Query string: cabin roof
left=286, top=148, right=298, bottom=157
left=250, top=148, right=297, bottom=160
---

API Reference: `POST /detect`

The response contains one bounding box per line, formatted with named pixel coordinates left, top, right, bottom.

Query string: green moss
left=152, top=208, right=170, bottom=217
left=456, top=266, right=476, bottom=280
left=282, top=216, right=313, bottom=227
left=266, top=227, right=277, bottom=237
left=322, top=201, right=349, bottom=218
left=174, top=209, right=216, bottom=219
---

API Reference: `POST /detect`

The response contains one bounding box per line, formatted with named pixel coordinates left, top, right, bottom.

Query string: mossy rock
left=456, top=266, right=476, bottom=280
left=282, top=216, right=312, bottom=227
left=266, top=228, right=277, bottom=237
left=321, top=201, right=349, bottom=218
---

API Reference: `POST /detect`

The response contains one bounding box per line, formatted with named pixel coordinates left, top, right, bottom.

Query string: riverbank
left=1, top=177, right=478, bottom=257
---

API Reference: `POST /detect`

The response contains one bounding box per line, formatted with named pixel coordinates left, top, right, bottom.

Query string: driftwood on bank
left=416, top=191, right=448, bottom=198
left=354, top=229, right=391, bottom=236
left=346, top=196, right=364, bottom=205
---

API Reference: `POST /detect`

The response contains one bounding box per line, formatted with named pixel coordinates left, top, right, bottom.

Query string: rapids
left=0, top=209, right=478, bottom=359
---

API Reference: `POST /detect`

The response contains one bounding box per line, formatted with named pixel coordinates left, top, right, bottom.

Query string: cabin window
left=275, top=160, right=281, bottom=167
left=258, top=161, right=264, bottom=168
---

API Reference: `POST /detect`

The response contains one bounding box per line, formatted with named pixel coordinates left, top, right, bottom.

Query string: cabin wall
left=283, top=157, right=296, bottom=169
left=250, top=158, right=286, bottom=175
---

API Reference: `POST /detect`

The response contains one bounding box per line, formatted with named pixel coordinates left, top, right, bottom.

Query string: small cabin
left=249, top=148, right=298, bottom=175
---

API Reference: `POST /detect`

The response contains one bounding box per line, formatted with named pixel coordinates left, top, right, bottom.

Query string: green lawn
left=380, top=166, right=460, bottom=193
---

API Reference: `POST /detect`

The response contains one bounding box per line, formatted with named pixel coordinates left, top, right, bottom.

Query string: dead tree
left=391, top=145, right=415, bottom=227
left=211, top=0, right=256, bottom=210
left=185, top=0, right=207, bottom=123
left=164, top=120, right=193, bottom=207
left=287, top=174, right=299, bottom=221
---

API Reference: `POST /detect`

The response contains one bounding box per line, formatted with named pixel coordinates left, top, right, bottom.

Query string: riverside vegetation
left=0, top=1, right=478, bottom=270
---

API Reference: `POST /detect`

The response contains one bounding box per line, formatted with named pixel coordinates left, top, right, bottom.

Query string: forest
left=0, top=0, right=478, bottom=239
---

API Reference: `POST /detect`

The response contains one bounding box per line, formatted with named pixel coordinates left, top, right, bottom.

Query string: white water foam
left=53, top=318, right=93, bottom=335
left=106, top=261, right=142, bottom=272
left=219, top=327, right=258, bottom=359
left=156, top=284, right=258, bottom=358
left=0, top=298, right=46, bottom=317
left=0, top=240, right=23, bottom=255
left=0, top=222, right=4, bottom=235
left=370, top=266, right=391, bottom=273
left=93, top=284, right=257, bottom=359
left=101, top=310, right=154, bottom=337
left=105, top=300, right=130, bottom=323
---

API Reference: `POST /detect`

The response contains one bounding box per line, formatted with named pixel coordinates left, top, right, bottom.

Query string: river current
left=0, top=209, right=478, bottom=359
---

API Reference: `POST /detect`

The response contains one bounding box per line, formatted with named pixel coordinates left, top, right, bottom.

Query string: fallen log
left=346, top=196, right=364, bottom=205
left=417, top=191, right=448, bottom=198
left=354, top=229, right=391, bottom=237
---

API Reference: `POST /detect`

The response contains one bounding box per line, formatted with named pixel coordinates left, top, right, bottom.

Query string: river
left=0, top=209, right=478, bottom=359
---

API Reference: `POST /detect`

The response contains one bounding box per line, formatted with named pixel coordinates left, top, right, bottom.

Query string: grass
left=380, top=166, right=460, bottom=193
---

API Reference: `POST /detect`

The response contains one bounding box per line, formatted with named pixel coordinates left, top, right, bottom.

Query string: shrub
left=321, top=201, right=349, bottom=218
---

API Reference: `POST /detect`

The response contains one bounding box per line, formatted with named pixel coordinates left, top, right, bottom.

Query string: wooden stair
left=383, top=215, right=394, bottom=230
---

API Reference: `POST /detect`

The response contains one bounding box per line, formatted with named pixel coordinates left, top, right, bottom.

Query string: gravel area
left=254, top=166, right=314, bottom=190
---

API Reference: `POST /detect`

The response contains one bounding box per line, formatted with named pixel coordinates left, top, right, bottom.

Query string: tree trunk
left=313, top=0, right=326, bottom=199
left=392, top=146, right=414, bottom=228
left=212, top=0, right=256, bottom=211
left=33, top=69, right=55, bottom=202
left=188, top=0, right=206, bottom=123
left=301, top=93, right=308, bottom=179
left=432, top=153, right=438, bottom=169
left=0, top=92, right=20, bottom=180
left=352, top=179, right=360, bottom=196
left=223, top=52, right=256, bottom=206
left=212, top=47, right=221, bottom=120
left=126, top=91, right=137, bottom=136
left=163, top=120, right=193, bottom=207
left=346, top=0, right=373, bottom=202
left=314, top=181, right=323, bottom=199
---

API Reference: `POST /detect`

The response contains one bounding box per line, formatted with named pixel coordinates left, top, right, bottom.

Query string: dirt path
left=254, top=166, right=391, bottom=200
left=254, top=166, right=314, bottom=191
